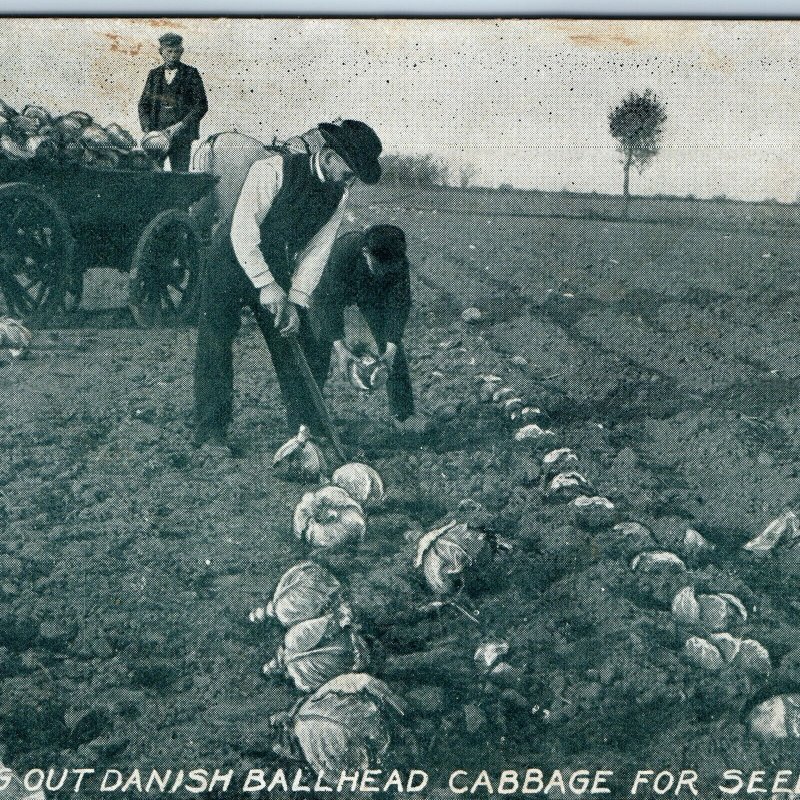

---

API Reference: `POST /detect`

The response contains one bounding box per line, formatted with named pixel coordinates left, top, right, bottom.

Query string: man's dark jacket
left=313, top=230, right=411, bottom=344
left=138, top=63, right=208, bottom=141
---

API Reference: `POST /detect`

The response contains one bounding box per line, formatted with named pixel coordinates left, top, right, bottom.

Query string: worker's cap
left=362, top=225, right=407, bottom=277
left=159, top=33, right=184, bottom=48
left=319, top=119, right=382, bottom=185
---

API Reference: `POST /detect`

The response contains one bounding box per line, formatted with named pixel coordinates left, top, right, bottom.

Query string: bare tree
left=379, top=153, right=449, bottom=187
left=377, top=153, right=479, bottom=189
left=457, top=164, right=477, bottom=189
left=609, top=89, right=667, bottom=213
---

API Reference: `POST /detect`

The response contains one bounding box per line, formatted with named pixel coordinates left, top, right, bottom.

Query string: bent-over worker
left=312, top=225, right=424, bottom=433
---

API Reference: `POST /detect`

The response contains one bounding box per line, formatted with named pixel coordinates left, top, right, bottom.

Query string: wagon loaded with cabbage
left=0, top=103, right=217, bottom=326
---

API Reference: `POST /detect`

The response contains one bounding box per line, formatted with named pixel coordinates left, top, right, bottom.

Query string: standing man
left=138, top=32, right=208, bottom=172
left=312, top=225, right=424, bottom=433
left=193, top=120, right=383, bottom=449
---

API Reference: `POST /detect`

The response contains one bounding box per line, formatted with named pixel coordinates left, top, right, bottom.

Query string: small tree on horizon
left=457, top=164, right=477, bottom=189
left=379, top=153, right=450, bottom=187
left=609, top=89, right=667, bottom=213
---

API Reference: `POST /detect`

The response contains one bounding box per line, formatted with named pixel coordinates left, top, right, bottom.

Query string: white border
left=1, top=2, right=798, bottom=16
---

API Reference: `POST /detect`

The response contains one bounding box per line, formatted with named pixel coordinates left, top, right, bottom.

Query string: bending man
left=312, top=225, right=425, bottom=433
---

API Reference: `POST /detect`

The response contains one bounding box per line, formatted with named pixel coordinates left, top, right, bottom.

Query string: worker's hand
left=279, top=303, right=301, bottom=337
left=260, top=283, right=288, bottom=326
left=332, top=339, right=357, bottom=379
left=165, top=122, right=185, bottom=139
left=381, top=342, right=398, bottom=372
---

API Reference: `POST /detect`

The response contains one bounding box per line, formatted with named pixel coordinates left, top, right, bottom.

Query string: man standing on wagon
left=193, top=120, right=383, bottom=449
left=138, top=33, right=208, bottom=172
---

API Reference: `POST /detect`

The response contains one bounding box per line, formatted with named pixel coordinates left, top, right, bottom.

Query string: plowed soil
left=4, top=191, right=800, bottom=798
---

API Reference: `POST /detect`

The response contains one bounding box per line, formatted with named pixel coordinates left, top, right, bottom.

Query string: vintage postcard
left=2, top=15, right=800, bottom=799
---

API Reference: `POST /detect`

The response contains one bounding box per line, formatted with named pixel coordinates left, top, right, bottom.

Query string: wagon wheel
left=0, top=181, right=76, bottom=318
left=128, top=208, right=202, bottom=328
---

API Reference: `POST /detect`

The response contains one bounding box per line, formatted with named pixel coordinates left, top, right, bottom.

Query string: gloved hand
left=332, top=339, right=357, bottom=379
left=381, top=342, right=398, bottom=372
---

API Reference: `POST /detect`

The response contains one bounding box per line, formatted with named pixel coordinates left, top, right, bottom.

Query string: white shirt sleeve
left=288, top=189, right=349, bottom=307
left=230, top=157, right=283, bottom=290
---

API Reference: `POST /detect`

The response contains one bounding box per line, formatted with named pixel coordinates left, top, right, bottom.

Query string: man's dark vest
left=154, top=77, right=182, bottom=131
left=257, top=154, right=344, bottom=290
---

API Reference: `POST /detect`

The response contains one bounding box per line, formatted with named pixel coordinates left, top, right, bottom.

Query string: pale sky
left=1, top=18, right=799, bottom=201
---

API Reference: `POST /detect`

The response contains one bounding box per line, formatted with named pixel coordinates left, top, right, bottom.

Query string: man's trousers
left=158, top=138, right=192, bottom=172
left=193, top=233, right=326, bottom=441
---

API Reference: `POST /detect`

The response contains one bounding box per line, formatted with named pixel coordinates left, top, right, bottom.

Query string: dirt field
left=352, top=183, right=800, bottom=230
left=4, top=187, right=800, bottom=797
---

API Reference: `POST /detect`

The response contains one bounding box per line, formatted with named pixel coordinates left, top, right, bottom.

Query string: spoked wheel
left=0, top=182, right=76, bottom=318
left=128, top=208, right=202, bottom=328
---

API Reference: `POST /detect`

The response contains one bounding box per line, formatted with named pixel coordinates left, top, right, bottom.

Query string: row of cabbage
left=0, top=100, right=156, bottom=170
left=474, top=368, right=800, bottom=742
left=251, top=363, right=623, bottom=776
left=251, top=445, right=405, bottom=775
left=247, top=359, right=800, bottom=776
left=247, top=416, right=523, bottom=776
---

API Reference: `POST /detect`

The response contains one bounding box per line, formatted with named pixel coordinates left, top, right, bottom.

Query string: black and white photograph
left=3, top=15, right=800, bottom=798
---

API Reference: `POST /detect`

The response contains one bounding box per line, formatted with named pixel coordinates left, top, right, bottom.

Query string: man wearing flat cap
left=193, top=119, right=383, bottom=449
left=312, top=224, right=427, bottom=433
left=138, top=33, right=208, bottom=172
